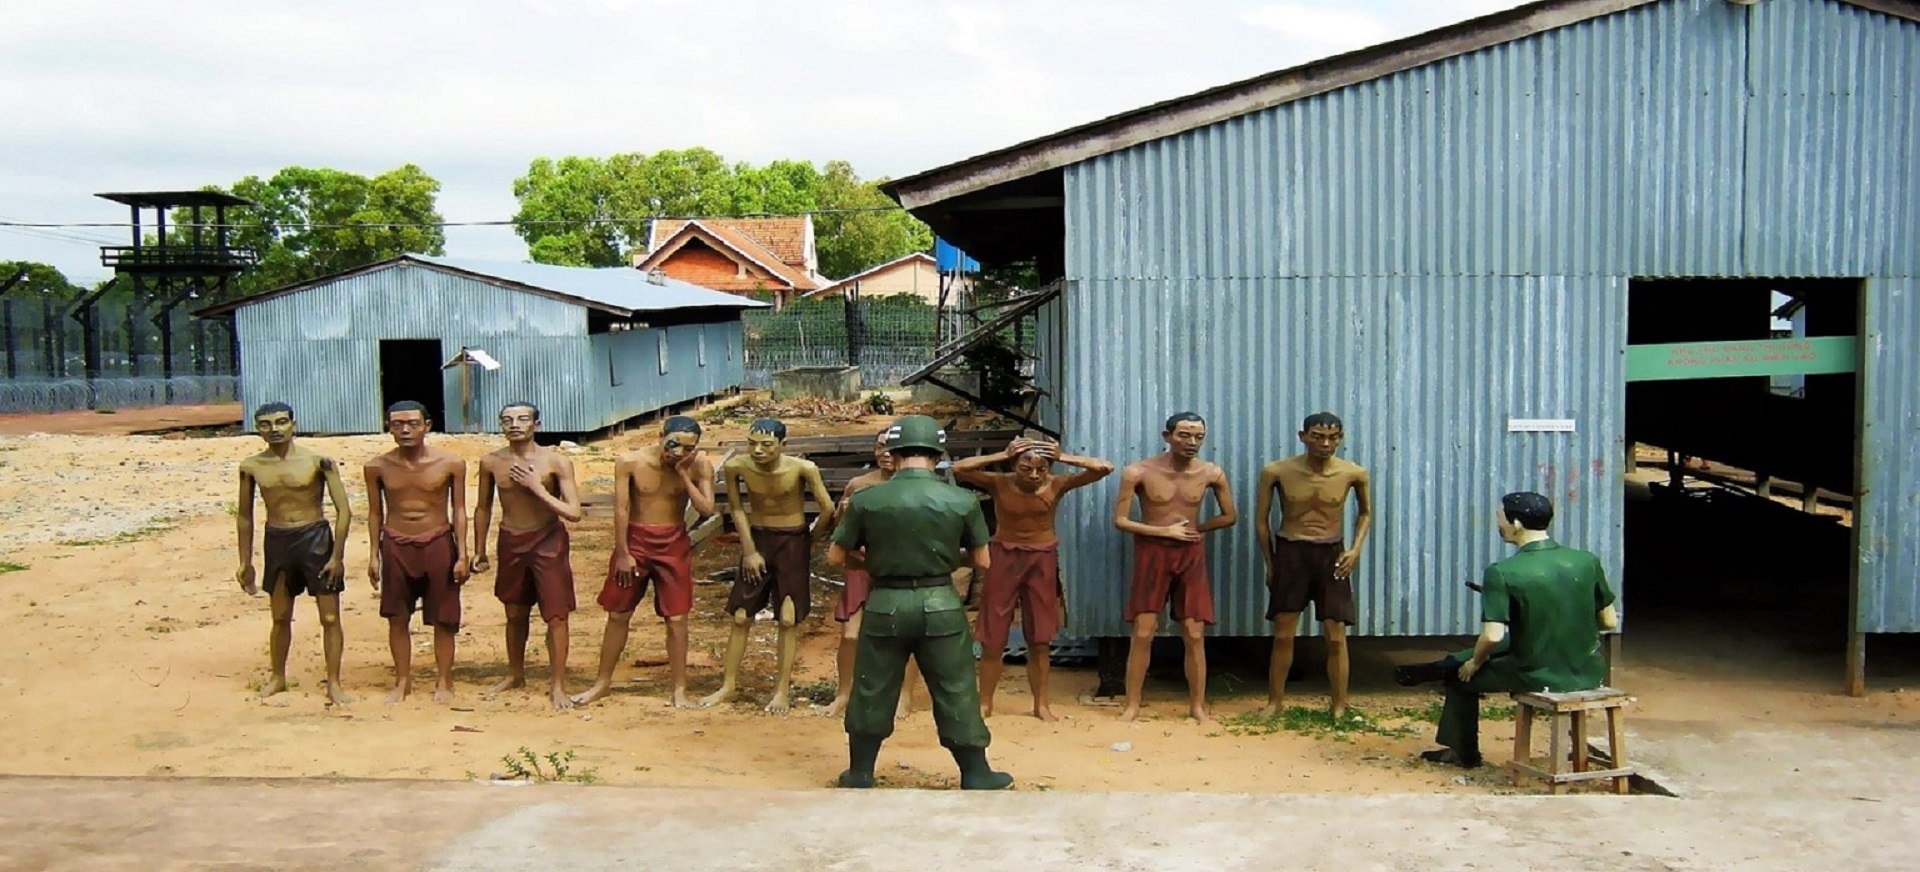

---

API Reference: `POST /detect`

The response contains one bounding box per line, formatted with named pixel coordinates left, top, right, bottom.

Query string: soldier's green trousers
left=844, top=583, right=991, bottom=748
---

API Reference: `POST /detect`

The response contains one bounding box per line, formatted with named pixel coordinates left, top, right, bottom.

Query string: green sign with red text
left=1625, top=336, right=1857, bottom=382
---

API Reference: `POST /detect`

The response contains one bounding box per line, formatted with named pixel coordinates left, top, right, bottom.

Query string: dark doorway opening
left=379, top=339, right=446, bottom=428
left=1622, top=278, right=1861, bottom=684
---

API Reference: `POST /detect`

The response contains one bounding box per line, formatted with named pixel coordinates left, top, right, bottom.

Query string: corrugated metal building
left=887, top=0, right=1920, bottom=690
left=197, top=255, right=765, bottom=434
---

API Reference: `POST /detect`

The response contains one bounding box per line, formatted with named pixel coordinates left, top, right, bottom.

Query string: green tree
left=179, top=165, right=447, bottom=296
left=0, top=261, right=84, bottom=302
left=812, top=161, right=933, bottom=280
left=512, top=150, right=931, bottom=278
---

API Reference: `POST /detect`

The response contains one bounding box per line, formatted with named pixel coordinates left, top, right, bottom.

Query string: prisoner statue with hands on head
left=235, top=401, right=354, bottom=706
left=472, top=401, right=583, bottom=711
left=704, top=418, right=835, bottom=715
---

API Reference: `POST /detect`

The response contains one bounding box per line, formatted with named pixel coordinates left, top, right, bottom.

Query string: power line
left=0, top=204, right=910, bottom=232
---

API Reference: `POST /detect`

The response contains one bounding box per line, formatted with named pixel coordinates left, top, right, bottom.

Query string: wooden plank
left=1572, top=711, right=1590, bottom=773
left=1512, top=705, right=1534, bottom=789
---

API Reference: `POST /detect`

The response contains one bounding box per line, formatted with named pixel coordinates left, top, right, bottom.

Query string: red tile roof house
left=633, top=217, right=825, bottom=309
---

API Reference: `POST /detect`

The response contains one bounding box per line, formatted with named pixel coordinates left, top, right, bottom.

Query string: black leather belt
left=872, top=575, right=952, bottom=589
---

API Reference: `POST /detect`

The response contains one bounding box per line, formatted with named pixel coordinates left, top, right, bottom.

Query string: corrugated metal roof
left=417, top=256, right=769, bottom=313
left=198, top=255, right=767, bottom=318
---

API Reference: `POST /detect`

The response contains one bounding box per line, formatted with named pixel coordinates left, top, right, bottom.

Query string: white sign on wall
left=1508, top=418, right=1576, bottom=433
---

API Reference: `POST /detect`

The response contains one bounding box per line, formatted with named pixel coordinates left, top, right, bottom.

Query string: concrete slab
left=1, top=776, right=1912, bottom=871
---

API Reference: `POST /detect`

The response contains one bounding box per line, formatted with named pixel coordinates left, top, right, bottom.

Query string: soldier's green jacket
left=831, top=469, right=989, bottom=577
left=832, top=467, right=992, bottom=746
left=1472, top=538, right=1617, bottom=693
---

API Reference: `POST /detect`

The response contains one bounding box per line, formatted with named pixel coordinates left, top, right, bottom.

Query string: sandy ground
left=0, top=402, right=1513, bottom=796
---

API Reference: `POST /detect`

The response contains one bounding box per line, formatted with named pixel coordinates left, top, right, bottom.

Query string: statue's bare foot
left=486, top=675, right=525, bottom=697
left=258, top=677, right=289, bottom=699
left=1032, top=704, right=1058, bottom=722
left=1330, top=705, right=1348, bottom=722
left=550, top=687, right=575, bottom=711
left=1188, top=705, right=1214, bottom=726
left=765, top=692, right=791, bottom=716
left=569, top=680, right=612, bottom=707
left=698, top=686, right=737, bottom=708
left=822, top=695, right=850, bottom=718
left=1117, top=704, right=1140, bottom=722
left=324, top=682, right=354, bottom=707
left=668, top=690, right=693, bottom=709
left=981, top=702, right=994, bottom=720
left=385, top=684, right=410, bottom=705
left=432, top=686, right=456, bottom=704
left=1258, top=701, right=1282, bottom=719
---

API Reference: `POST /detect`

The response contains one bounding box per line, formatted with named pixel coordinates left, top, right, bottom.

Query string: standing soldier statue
left=827, top=415, right=1013, bottom=790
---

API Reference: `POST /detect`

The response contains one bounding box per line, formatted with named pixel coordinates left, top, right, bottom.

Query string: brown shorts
left=1268, top=536, right=1355, bottom=624
left=727, top=525, right=812, bottom=622
left=977, top=540, right=1063, bottom=652
left=378, top=526, right=461, bottom=630
left=494, top=521, right=576, bottom=623
left=1126, top=536, right=1214, bottom=625
left=264, top=520, right=340, bottom=597
left=599, top=523, right=694, bottom=619
left=836, top=563, right=872, bottom=623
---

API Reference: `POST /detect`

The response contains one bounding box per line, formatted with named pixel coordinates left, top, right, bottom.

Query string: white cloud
left=0, top=0, right=1537, bottom=281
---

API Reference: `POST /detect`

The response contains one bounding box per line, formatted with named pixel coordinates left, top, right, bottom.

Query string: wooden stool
left=1509, top=688, right=1634, bottom=795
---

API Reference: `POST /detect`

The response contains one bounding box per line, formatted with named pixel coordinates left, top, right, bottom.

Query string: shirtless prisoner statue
left=953, top=435, right=1113, bottom=720
left=235, top=402, right=353, bottom=706
left=472, top=402, right=583, bottom=711
left=574, top=415, right=715, bottom=708
left=703, top=418, right=835, bottom=715
left=823, top=429, right=897, bottom=718
left=1113, top=413, right=1237, bottom=723
left=364, top=401, right=471, bottom=704
left=1256, top=411, right=1372, bottom=719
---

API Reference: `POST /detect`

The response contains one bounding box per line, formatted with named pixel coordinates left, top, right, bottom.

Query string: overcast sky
left=2, top=0, right=1515, bottom=283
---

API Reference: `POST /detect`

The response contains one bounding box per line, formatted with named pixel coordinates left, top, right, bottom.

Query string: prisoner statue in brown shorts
left=822, top=428, right=895, bottom=719
left=1255, top=411, right=1372, bottom=720
left=472, top=402, right=582, bottom=711
left=574, top=415, right=715, bottom=709
left=953, top=435, right=1113, bottom=721
left=1113, top=412, right=1237, bottom=724
left=235, top=402, right=353, bottom=706
left=364, top=401, right=471, bottom=704
left=703, top=418, right=835, bottom=715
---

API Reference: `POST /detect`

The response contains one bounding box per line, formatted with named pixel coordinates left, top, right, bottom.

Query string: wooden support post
left=1571, top=711, right=1590, bottom=774
left=1846, top=632, right=1867, bottom=697
left=1623, top=439, right=1636, bottom=473
left=1667, top=451, right=1682, bottom=489
left=1546, top=714, right=1565, bottom=795
left=1606, top=707, right=1630, bottom=795
left=1605, top=633, right=1622, bottom=686
left=1511, top=705, right=1534, bottom=787
left=1802, top=486, right=1821, bottom=514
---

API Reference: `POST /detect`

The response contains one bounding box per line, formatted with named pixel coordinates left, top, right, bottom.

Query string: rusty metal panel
left=1858, top=277, right=1920, bottom=633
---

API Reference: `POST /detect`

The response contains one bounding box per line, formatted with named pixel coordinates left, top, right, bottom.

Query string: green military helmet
left=884, top=415, right=948, bottom=453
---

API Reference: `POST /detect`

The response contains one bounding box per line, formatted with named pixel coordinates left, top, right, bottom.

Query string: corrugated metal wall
left=234, top=262, right=744, bottom=433
left=588, top=321, right=746, bottom=426
left=1858, top=278, right=1920, bottom=632
left=1056, top=0, right=1920, bottom=635
left=1051, top=278, right=1623, bottom=638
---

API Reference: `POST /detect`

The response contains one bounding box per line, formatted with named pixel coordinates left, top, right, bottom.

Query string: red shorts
left=1126, top=536, right=1214, bottom=624
left=494, top=520, right=576, bottom=623
left=976, top=540, right=1062, bottom=652
left=836, top=564, right=871, bottom=623
left=378, top=526, right=462, bottom=630
left=598, top=523, right=694, bottom=619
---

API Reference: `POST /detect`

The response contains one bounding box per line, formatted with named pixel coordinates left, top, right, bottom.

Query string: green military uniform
left=831, top=416, right=1008, bottom=789
left=1437, top=539, right=1617, bottom=757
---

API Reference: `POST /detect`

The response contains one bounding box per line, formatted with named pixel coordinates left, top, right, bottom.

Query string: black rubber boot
left=950, top=746, right=1014, bottom=790
left=837, top=734, right=883, bottom=788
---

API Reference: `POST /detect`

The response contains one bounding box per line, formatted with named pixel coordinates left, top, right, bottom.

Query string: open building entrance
left=378, top=339, right=447, bottom=428
left=1623, top=278, right=1863, bottom=690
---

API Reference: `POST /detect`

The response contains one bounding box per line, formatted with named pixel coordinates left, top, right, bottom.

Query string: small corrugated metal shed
left=196, top=255, right=766, bottom=434
left=886, top=0, right=1920, bottom=691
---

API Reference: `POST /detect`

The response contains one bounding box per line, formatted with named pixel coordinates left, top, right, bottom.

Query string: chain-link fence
left=742, top=295, right=981, bottom=388
left=0, top=294, right=235, bottom=412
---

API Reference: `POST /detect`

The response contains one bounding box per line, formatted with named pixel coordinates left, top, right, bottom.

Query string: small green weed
left=498, top=747, right=598, bottom=784
left=0, top=561, right=27, bottom=574
left=58, top=522, right=173, bottom=548
left=1220, top=706, right=1417, bottom=739
left=1390, top=700, right=1514, bottom=724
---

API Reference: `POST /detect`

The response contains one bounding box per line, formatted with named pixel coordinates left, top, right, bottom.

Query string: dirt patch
left=0, top=397, right=1510, bottom=795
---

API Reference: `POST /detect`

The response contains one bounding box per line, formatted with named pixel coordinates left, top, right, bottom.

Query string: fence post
left=2, top=298, right=15, bottom=380
left=843, top=293, right=860, bottom=369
